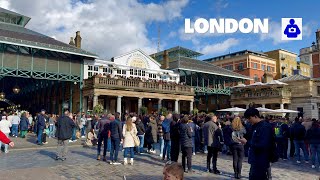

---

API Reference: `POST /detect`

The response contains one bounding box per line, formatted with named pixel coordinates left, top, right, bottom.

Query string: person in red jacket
left=0, top=130, right=14, bottom=147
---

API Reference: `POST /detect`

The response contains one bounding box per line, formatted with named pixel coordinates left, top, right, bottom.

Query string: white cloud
left=259, top=20, right=313, bottom=44
left=1, top=0, right=189, bottom=58
left=199, top=38, right=240, bottom=56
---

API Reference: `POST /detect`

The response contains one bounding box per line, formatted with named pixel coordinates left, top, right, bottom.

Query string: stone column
left=190, top=100, right=194, bottom=114
left=117, top=96, right=122, bottom=115
left=280, top=103, right=284, bottom=109
left=93, top=95, right=99, bottom=108
left=262, top=104, right=266, bottom=108
left=158, top=98, right=162, bottom=111
left=83, top=96, right=88, bottom=113
left=175, top=99, right=179, bottom=114
left=138, top=97, right=143, bottom=114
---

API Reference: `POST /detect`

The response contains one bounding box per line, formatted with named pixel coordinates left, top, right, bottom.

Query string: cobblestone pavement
left=0, top=142, right=319, bottom=180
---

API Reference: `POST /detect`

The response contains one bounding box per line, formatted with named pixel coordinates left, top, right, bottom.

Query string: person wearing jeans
left=96, top=116, right=110, bottom=161
left=122, top=117, right=137, bottom=165
left=109, top=114, right=123, bottom=164
left=306, top=120, right=320, bottom=168
left=162, top=114, right=172, bottom=161
left=0, top=116, right=12, bottom=153
left=291, top=118, right=309, bottom=163
left=158, top=116, right=165, bottom=157
left=135, top=117, right=145, bottom=154
left=37, top=110, right=46, bottom=145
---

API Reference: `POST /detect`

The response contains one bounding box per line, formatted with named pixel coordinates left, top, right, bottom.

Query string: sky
left=0, top=0, right=319, bottom=60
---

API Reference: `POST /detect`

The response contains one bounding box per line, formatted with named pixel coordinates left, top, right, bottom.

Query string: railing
left=231, top=89, right=291, bottom=100
left=84, top=77, right=194, bottom=95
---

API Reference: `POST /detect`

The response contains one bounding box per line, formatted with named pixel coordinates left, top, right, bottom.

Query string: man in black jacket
left=109, top=114, right=123, bottom=165
left=243, top=108, right=273, bottom=180
left=290, top=117, right=309, bottom=163
left=37, top=109, right=46, bottom=145
left=55, top=110, right=75, bottom=161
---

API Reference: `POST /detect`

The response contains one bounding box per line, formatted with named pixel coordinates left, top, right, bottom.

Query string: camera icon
left=289, top=27, right=296, bottom=33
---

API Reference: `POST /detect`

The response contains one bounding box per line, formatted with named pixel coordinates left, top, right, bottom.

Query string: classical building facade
left=204, top=50, right=277, bottom=84
left=82, top=49, right=194, bottom=115
left=151, top=47, right=251, bottom=112
left=299, top=29, right=320, bottom=78
left=231, top=74, right=320, bottom=119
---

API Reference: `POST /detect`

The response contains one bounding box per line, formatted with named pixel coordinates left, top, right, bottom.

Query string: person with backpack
left=162, top=113, right=172, bottom=161
left=243, top=108, right=276, bottom=180
left=274, top=118, right=289, bottom=160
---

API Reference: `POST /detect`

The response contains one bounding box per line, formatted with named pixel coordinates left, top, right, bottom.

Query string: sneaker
left=55, top=156, right=60, bottom=161
left=305, top=161, right=309, bottom=164
left=312, top=165, right=316, bottom=169
left=61, top=158, right=66, bottom=161
left=193, top=152, right=196, bottom=155
left=113, top=161, right=121, bottom=165
left=69, top=140, right=73, bottom=143
left=43, top=142, right=48, bottom=144
left=81, top=136, right=85, bottom=138
left=109, top=161, right=114, bottom=165
left=296, top=161, right=301, bottom=164
left=160, top=154, right=163, bottom=158
left=73, top=140, right=77, bottom=142
left=97, top=155, right=101, bottom=160
left=204, top=150, right=208, bottom=154
left=214, top=170, right=222, bottom=175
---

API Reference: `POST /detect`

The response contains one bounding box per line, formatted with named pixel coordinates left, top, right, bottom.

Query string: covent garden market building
left=0, top=8, right=250, bottom=115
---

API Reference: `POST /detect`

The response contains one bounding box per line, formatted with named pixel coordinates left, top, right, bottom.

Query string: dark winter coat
left=37, top=114, right=46, bottom=130
left=145, top=120, right=158, bottom=144
left=55, top=115, right=75, bottom=140
left=290, top=122, right=306, bottom=141
left=222, top=125, right=233, bottom=146
left=110, top=119, right=123, bottom=139
left=248, top=120, right=273, bottom=168
left=136, top=120, right=145, bottom=136
left=179, top=123, right=193, bottom=147
left=20, top=116, right=30, bottom=131
left=306, top=125, right=320, bottom=144
left=170, top=121, right=180, bottom=142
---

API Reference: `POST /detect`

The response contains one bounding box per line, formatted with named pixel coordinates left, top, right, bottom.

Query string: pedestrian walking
left=19, top=112, right=29, bottom=138
left=55, top=110, right=75, bottom=161
left=37, top=110, right=46, bottom=145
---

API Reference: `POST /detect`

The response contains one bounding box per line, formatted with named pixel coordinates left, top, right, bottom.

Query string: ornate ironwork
left=194, top=86, right=231, bottom=95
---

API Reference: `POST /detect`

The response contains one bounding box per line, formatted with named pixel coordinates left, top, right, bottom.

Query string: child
left=85, top=128, right=97, bottom=147
left=163, top=162, right=184, bottom=180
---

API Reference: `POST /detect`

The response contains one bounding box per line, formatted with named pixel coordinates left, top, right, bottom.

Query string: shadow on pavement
left=38, top=149, right=57, bottom=159
left=70, top=150, right=96, bottom=159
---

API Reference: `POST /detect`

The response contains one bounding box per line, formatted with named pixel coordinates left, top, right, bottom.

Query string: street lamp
left=12, top=85, right=20, bottom=94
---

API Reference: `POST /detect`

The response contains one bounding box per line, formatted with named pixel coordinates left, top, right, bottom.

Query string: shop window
left=88, top=66, right=93, bottom=71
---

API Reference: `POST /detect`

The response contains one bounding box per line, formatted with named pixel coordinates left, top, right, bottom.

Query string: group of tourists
left=0, top=107, right=320, bottom=180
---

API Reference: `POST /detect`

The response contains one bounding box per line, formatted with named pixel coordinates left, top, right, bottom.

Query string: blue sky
left=144, top=0, right=320, bottom=59
left=3, top=0, right=319, bottom=59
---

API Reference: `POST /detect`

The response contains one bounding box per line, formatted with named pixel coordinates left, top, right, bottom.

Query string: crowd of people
left=0, top=107, right=320, bottom=180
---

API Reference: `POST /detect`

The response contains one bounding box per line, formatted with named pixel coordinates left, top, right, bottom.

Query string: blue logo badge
left=282, top=18, right=302, bottom=40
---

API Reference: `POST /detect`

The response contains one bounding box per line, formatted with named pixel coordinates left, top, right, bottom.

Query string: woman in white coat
left=122, top=117, right=138, bottom=165
left=0, top=116, right=12, bottom=153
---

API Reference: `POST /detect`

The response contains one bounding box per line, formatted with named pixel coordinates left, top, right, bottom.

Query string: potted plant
left=93, top=104, right=104, bottom=115
left=140, top=106, right=148, bottom=115
left=159, top=107, right=168, bottom=116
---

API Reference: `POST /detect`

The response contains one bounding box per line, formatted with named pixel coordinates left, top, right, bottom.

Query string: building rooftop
left=0, top=7, right=31, bottom=27
left=278, top=74, right=310, bottom=82
left=203, top=50, right=268, bottom=62
left=150, top=46, right=203, bottom=62
left=0, top=8, right=98, bottom=59
left=168, top=56, right=251, bottom=80
left=265, top=49, right=298, bottom=55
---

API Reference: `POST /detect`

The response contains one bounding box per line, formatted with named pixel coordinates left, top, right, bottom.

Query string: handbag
left=130, top=131, right=140, bottom=147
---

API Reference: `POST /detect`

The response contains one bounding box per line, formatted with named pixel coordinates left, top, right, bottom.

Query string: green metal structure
left=0, top=7, right=98, bottom=114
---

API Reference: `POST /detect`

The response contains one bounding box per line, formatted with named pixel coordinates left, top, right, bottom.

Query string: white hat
left=132, top=116, right=137, bottom=122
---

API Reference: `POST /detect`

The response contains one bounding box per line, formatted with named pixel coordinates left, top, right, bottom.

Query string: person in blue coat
left=37, top=109, right=46, bottom=145
left=19, top=112, right=30, bottom=138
